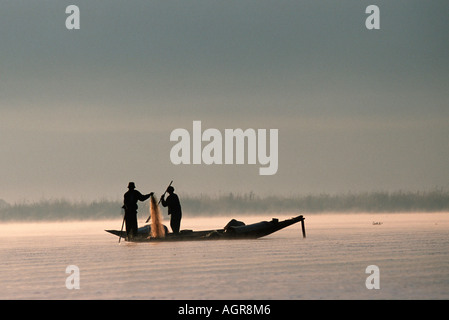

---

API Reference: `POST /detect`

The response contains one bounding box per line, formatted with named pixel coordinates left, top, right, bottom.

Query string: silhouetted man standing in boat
left=161, top=186, right=182, bottom=234
left=123, top=182, right=153, bottom=238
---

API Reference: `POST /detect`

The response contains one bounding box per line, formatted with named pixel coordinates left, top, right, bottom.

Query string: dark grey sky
left=1, top=1, right=448, bottom=202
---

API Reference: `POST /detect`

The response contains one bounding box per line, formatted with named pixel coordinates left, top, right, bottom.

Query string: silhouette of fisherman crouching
left=123, top=182, right=153, bottom=238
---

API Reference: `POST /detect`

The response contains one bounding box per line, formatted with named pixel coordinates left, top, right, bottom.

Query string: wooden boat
left=105, top=215, right=305, bottom=242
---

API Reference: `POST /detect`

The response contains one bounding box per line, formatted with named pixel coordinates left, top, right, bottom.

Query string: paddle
left=118, top=207, right=126, bottom=243
left=145, top=180, right=173, bottom=223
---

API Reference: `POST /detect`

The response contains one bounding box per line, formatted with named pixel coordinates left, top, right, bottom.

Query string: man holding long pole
left=161, top=185, right=182, bottom=234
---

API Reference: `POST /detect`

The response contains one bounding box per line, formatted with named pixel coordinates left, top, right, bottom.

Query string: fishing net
left=149, top=195, right=166, bottom=238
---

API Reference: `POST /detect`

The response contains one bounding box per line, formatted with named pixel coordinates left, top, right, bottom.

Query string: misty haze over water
left=1, top=190, right=448, bottom=221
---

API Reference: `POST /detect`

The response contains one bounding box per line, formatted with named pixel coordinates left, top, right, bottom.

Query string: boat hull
left=105, top=215, right=305, bottom=242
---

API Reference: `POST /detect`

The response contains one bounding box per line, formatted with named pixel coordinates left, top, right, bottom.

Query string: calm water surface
left=1, top=213, right=448, bottom=299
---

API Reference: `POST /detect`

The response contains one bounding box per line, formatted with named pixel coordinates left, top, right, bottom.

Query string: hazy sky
left=1, top=0, right=448, bottom=203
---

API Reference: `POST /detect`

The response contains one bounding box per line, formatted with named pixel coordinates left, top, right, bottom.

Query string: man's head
left=167, top=186, right=174, bottom=194
left=128, top=182, right=136, bottom=190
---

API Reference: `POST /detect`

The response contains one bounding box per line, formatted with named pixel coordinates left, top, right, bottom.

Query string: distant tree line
left=182, top=190, right=449, bottom=214
left=1, top=190, right=449, bottom=221
left=0, top=198, right=121, bottom=221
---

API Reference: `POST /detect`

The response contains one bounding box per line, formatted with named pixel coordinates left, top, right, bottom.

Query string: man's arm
left=160, top=194, right=168, bottom=207
left=138, top=191, right=153, bottom=202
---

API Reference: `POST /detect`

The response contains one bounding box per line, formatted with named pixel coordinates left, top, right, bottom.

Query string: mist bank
left=1, top=190, right=449, bottom=221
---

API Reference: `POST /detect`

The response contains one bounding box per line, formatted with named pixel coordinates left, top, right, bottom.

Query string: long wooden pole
left=118, top=212, right=126, bottom=243
left=301, top=216, right=306, bottom=238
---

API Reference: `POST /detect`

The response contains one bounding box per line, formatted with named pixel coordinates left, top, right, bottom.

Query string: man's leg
left=125, top=211, right=138, bottom=238
left=171, top=215, right=181, bottom=234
